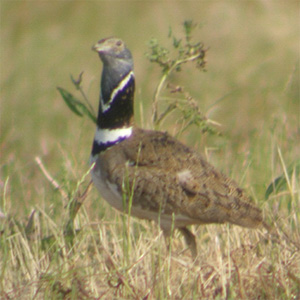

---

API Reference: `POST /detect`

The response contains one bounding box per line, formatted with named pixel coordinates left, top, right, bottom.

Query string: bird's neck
left=91, top=68, right=135, bottom=159
left=98, top=69, right=135, bottom=128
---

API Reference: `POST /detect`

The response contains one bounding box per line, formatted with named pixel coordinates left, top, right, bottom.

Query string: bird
left=90, top=37, right=263, bottom=258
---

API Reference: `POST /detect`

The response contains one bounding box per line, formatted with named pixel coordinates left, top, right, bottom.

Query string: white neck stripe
left=94, top=126, right=133, bottom=145
left=101, top=71, right=134, bottom=113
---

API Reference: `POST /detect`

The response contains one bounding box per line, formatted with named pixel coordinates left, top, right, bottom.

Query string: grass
left=1, top=1, right=299, bottom=299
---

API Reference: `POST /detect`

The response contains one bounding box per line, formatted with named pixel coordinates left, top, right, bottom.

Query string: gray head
left=92, top=37, right=133, bottom=73
left=93, top=37, right=134, bottom=105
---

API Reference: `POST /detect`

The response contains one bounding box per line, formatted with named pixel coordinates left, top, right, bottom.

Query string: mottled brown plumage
left=92, top=128, right=263, bottom=257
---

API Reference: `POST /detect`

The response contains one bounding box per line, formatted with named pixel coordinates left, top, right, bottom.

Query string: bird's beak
left=92, top=37, right=112, bottom=53
left=92, top=43, right=102, bottom=52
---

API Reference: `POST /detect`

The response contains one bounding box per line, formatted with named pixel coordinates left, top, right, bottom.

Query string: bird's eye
left=116, top=40, right=122, bottom=47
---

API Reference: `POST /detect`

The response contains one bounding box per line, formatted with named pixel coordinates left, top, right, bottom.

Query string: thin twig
left=152, top=52, right=203, bottom=126
left=35, top=156, right=68, bottom=198
left=79, top=180, right=93, bottom=203
left=79, top=86, right=95, bottom=115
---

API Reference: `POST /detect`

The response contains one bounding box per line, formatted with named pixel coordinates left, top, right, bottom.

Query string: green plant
left=58, top=21, right=220, bottom=137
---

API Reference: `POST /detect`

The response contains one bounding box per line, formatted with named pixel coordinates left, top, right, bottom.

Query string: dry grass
left=1, top=1, right=299, bottom=299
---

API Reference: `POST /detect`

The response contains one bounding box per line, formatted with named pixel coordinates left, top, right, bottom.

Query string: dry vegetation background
left=1, top=1, right=299, bottom=299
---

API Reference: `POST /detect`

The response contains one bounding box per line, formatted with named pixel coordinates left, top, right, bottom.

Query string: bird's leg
left=179, top=227, right=197, bottom=259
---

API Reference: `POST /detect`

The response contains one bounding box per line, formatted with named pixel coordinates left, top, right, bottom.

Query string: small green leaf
left=57, top=87, right=97, bottom=124
left=70, top=71, right=84, bottom=89
left=265, top=161, right=300, bottom=200
left=183, top=20, right=196, bottom=42
left=173, top=37, right=181, bottom=49
left=168, top=26, right=172, bottom=38
left=57, top=87, right=83, bottom=116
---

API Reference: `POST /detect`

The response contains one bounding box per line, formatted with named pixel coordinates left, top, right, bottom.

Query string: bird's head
left=92, top=37, right=133, bottom=71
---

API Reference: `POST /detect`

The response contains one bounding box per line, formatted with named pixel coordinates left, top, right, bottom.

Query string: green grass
left=1, top=1, right=299, bottom=299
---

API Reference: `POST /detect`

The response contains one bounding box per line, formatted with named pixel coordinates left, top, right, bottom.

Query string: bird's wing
left=99, top=128, right=262, bottom=228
